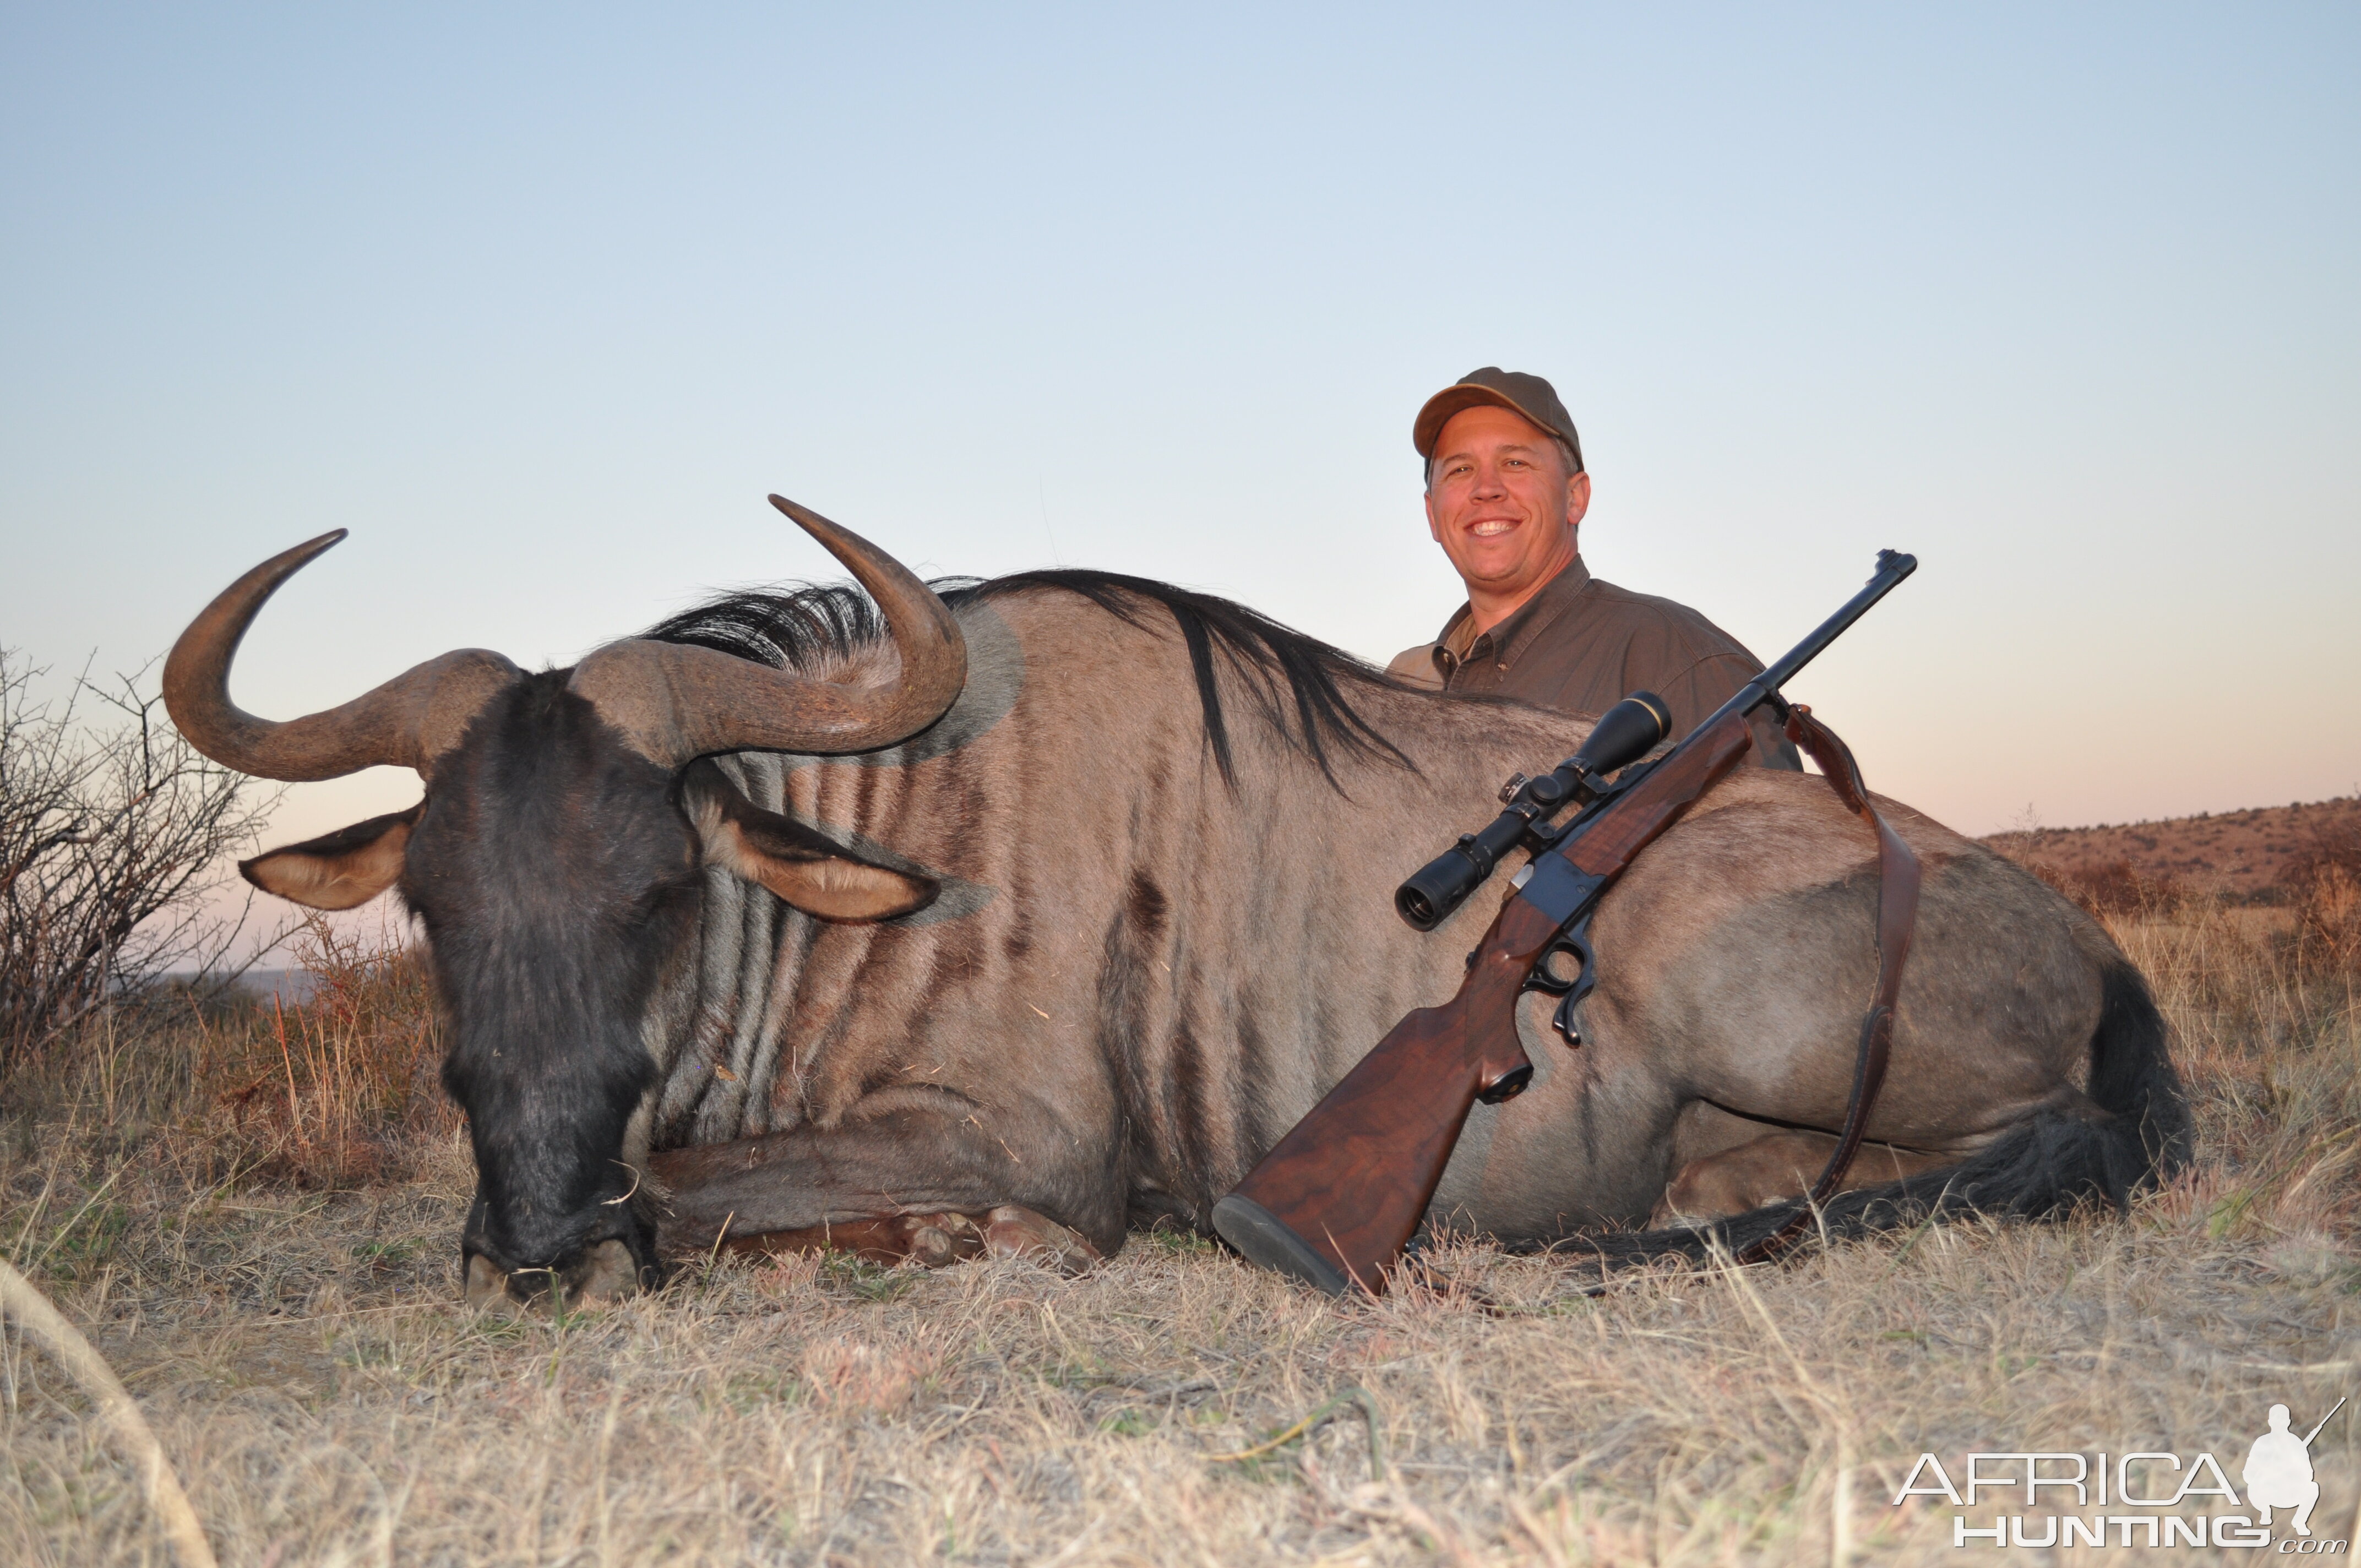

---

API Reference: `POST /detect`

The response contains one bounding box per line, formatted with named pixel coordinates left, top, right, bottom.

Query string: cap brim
left=1413, top=384, right=1566, bottom=458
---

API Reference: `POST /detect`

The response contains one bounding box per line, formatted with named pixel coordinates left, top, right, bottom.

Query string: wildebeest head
left=162, top=498, right=966, bottom=1310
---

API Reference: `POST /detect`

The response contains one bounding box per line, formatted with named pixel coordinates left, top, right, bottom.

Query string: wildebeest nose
left=463, top=1238, right=646, bottom=1317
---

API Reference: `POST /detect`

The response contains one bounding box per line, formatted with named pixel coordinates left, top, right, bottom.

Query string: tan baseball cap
left=1413, top=367, right=1584, bottom=473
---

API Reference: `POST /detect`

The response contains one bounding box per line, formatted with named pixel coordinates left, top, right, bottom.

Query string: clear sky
left=5, top=5, right=2357, bottom=875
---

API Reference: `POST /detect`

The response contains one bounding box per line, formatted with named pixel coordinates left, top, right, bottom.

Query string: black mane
left=641, top=569, right=1413, bottom=788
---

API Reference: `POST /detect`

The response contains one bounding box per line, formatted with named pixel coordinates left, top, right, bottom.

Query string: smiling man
left=1387, top=367, right=1799, bottom=769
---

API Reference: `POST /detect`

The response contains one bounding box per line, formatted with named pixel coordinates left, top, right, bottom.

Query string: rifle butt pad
left=1210, top=1194, right=1352, bottom=1297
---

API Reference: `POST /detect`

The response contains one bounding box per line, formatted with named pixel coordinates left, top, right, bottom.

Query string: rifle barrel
left=1699, top=549, right=1917, bottom=738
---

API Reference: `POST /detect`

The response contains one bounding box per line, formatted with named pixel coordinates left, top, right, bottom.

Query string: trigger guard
left=1524, top=922, right=1596, bottom=999
left=1524, top=934, right=1588, bottom=997
left=1544, top=920, right=1600, bottom=1046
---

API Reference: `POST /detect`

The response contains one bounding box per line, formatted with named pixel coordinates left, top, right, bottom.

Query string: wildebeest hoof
left=852, top=1212, right=978, bottom=1267
left=1651, top=1133, right=1955, bottom=1227
left=463, top=1239, right=645, bottom=1315
left=907, top=1222, right=958, bottom=1267
left=684, top=1211, right=982, bottom=1268
left=982, top=1205, right=1101, bottom=1275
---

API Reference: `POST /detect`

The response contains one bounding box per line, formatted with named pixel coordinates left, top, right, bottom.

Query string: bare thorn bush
left=0, top=649, right=284, bottom=1068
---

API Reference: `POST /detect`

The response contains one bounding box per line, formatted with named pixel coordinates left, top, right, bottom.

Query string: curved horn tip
left=766, top=494, right=834, bottom=538
left=243, top=529, right=350, bottom=578
left=768, top=496, right=887, bottom=572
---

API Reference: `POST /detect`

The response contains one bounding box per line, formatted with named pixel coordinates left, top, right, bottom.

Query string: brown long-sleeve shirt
left=1385, top=557, right=1802, bottom=770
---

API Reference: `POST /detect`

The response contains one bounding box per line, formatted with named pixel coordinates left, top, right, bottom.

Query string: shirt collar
left=1437, top=556, right=1592, bottom=667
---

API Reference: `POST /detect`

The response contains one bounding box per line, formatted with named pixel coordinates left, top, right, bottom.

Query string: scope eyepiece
left=1396, top=839, right=1492, bottom=931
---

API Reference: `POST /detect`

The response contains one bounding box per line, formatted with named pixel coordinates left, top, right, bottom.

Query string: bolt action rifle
left=1213, top=550, right=1919, bottom=1294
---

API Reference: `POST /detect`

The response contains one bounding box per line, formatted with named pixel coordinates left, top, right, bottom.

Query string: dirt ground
left=3, top=882, right=2358, bottom=1564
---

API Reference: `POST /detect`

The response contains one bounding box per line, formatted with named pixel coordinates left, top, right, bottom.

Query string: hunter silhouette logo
left=2246, top=1398, right=2343, bottom=1537
left=1894, top=1397, right=2352, bottom=1549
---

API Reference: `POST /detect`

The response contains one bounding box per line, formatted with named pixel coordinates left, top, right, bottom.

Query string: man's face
left=1424, top=404, right=1591, bottom=601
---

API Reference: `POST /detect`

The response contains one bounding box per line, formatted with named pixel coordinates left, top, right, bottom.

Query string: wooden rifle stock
left=1214, top=709, right=1759, bottom=1295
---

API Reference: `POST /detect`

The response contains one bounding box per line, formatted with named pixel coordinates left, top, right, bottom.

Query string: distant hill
left=237, top=968, right=324, bottom=1004
left=1981, top=796, right=2361, bottom=903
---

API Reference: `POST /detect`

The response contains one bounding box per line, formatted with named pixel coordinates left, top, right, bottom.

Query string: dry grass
left=2, top=879, right=2357, bottom=1566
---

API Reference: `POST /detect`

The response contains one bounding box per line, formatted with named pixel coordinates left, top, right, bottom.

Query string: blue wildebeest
left=164, top=500, right=2187, bottom=1308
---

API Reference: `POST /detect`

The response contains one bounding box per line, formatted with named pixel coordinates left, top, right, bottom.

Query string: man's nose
left=1469, top=461, right=1508, bottom=500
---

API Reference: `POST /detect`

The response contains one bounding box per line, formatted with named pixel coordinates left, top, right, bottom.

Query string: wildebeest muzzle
left=460, top=1186, right=660, bottom=1315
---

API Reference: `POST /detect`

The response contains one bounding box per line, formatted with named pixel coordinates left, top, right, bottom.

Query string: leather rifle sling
left=1732, top=704, right=1923, bottom=1266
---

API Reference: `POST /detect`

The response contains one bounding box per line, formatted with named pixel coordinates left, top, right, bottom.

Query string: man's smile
left=1467, top=515, right=1522, bottom=537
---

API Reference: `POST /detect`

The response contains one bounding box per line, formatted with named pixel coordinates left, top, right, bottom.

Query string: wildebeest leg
left=644, top=1094, right=1116, bottom=1270
left=706, top=1207, right=1100, bottom=1273
left=1649, top=1131, right=1958, bottom=1226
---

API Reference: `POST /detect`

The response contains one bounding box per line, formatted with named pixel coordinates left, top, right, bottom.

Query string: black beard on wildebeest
left=413, top=674, right=698, bottom=1300
left=264, top=669, right=947, bottom=1307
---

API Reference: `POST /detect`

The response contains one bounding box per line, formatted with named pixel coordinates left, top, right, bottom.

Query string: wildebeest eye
left=633, top=863, right=704, bottom=924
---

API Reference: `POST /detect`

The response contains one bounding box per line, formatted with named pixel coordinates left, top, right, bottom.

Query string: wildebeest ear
left=240, top=803, right=424, bottom=911
left=684, top=763, right=937, bottom=922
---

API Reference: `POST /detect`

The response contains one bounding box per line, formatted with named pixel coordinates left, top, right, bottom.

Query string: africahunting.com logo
left=1895, top=1399, right=2348, bottom=1550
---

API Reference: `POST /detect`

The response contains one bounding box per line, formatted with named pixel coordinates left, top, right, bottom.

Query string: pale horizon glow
left=6, top=7, right=2356, bottom=941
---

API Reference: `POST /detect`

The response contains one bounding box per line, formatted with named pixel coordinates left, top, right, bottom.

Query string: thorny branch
left=0, top=649, right=287, bottom=1064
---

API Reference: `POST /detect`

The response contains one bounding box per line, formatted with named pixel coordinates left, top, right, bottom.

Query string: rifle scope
left=1394, top=692, right=1670, bottom=931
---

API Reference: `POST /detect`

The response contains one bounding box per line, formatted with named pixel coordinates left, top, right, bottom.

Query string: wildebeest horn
left=565, top=497, right=968, bottom=764
left=163, top=531, right=524, bottom=782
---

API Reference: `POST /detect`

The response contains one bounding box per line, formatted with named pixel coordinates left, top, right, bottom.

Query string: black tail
left=1543, top=959, right=2193, bottom=1270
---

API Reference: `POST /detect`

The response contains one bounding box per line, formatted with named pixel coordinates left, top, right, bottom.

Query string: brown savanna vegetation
left=3, top=804, right=2358, bottom=1565
left=1984, top=793, right=2361, bottom=907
